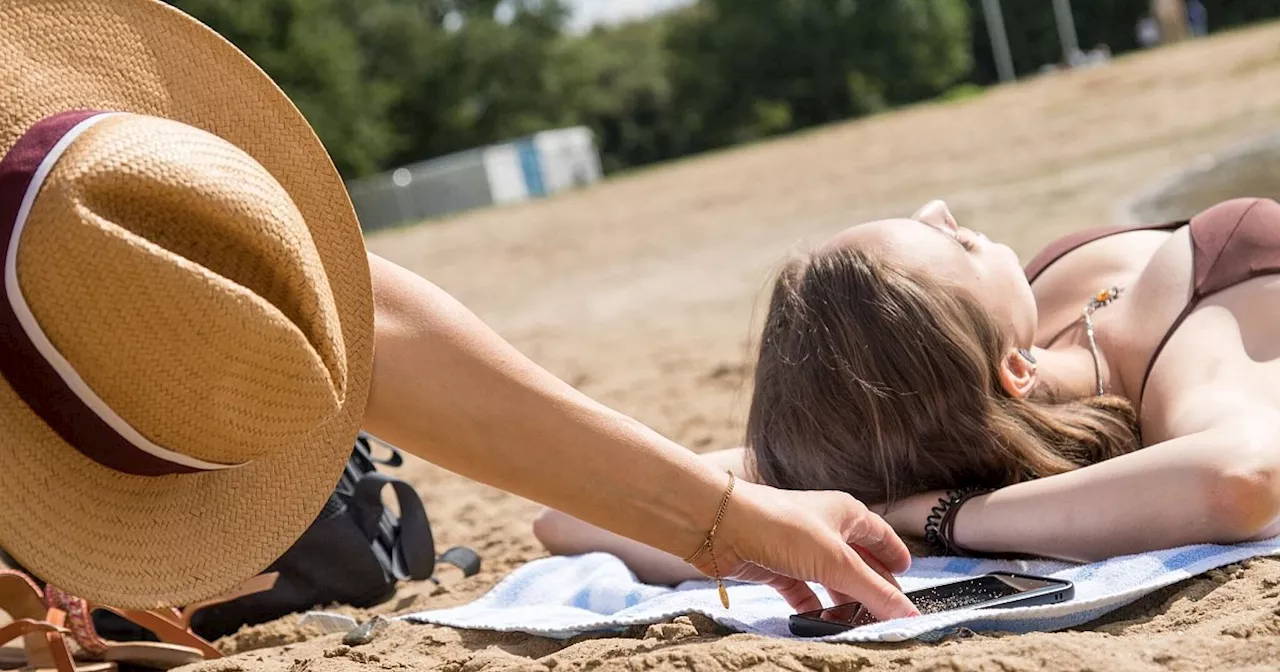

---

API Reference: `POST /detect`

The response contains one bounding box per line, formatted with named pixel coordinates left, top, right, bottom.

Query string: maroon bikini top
left=1023, top=198, right=1280, bottom=397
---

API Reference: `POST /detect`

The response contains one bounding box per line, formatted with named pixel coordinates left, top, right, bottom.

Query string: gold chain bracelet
left=684, top=471, right=735, bottom=609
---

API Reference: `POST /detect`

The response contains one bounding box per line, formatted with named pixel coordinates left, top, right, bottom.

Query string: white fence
left=346, top=126, right=604, bottom=232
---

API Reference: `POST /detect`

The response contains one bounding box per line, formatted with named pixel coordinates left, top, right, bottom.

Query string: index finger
left=846, top=504, right=912, bottom=575
left=824, top=545, right=919, bottom=621
left=855, top=545, right=901, bottom=590
left=826, top=549, right=900, bottom=614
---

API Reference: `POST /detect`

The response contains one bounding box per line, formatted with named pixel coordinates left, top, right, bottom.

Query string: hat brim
left=0, top=0, right=374, bottom=608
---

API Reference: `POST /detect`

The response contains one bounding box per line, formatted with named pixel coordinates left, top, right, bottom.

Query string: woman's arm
left=883, top=416, right=1280, bottom=562
left=532, top=448, right=749, bottom=585
left=361, top=253, right=722, bottom=562
left=358, top=254, right=918, bottom=618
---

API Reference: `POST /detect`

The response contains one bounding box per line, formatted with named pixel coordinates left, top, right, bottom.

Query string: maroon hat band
left=0, top=110, right=241, bottom=477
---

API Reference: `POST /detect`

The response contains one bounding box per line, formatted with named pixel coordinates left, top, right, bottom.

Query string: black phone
left=788, top=571, right=1074, bottom=637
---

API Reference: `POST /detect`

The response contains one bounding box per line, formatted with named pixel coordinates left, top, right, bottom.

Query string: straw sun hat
left=0, top=0, right=375, bottom=608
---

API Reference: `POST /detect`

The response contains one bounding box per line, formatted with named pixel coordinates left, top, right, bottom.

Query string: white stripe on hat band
left=5, top=112, right=242, bottom=473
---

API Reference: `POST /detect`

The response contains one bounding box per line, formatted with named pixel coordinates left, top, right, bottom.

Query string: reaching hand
left=691, top=480, right=920, bottom=622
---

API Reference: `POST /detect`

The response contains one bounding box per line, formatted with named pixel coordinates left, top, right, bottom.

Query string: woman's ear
left=999, top=348, right=1038, bottom=398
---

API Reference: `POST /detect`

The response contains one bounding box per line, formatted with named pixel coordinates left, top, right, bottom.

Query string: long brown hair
left=744, top=246, right=1141, bottom=506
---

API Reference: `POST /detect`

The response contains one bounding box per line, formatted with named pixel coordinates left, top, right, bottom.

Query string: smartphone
left=788, top=571, right=1074, bottom=637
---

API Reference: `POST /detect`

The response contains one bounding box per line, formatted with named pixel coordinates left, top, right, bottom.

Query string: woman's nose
left=912, top=199, right=958, bottom=232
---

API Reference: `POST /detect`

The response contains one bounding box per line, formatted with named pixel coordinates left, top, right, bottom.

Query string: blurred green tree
left=164, top=0, right=1280, bottom=180
left=662, top=0, right=973, bottom=151
left=170, top=0, right=400, bottom=178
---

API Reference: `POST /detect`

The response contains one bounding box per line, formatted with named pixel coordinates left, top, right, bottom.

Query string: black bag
left=179, top=432, right=481, bottom=640
left=4, top=432, right=481, bottom=642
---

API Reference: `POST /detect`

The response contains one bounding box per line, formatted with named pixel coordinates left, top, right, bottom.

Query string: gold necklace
left=1082, top=286, right=1123, bottom=396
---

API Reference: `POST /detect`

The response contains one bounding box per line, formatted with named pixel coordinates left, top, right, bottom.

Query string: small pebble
left=344, top=616, right=390, bottom=646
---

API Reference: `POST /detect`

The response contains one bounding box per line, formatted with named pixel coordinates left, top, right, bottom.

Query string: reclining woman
left=534, top=197, right=1280, bottom=585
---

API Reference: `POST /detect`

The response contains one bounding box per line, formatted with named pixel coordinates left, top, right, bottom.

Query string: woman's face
left=822, top=201, right=1038, bottom=348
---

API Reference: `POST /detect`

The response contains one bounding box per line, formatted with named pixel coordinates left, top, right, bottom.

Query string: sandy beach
left=185, top=21, right=1280, bottom=671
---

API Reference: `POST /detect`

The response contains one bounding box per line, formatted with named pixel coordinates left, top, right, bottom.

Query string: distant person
left=1071, top=45, right=1112, bottom=69
left=536, top=198, right=1280, bottom=585
left=1153, top=0, right=1190, bottom=43
left=1187, top=0, right=1208, bottom=37
left=1137, top=16, right=1161, bottom=48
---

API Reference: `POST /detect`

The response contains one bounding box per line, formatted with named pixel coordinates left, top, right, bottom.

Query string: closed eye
left=911, top=218, right=974, bottom=251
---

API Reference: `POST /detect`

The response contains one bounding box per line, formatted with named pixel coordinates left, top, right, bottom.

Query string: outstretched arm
left=361, top=253, right=724, bottom=563
left=359, top=254, right=918, bottom=618
left=532, top=448, right=749, bottom=585
left=883, top=416, right=1280, bottom=562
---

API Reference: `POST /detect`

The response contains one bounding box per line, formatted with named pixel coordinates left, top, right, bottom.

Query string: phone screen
left=807, top=574, right=1058, bottom=627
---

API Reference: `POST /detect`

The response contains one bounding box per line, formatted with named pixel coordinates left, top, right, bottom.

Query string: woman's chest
left=1031, top=230, right=1172, bottom=349
left=1122, top=229, right=1280, bottom=438
left=1048, top=228, right=1280, bottom=440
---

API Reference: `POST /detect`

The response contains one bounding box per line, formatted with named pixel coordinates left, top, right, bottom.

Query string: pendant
left=718, top=581, right=730, bottom=609
left=1093, top=285, right=1123, bottom=307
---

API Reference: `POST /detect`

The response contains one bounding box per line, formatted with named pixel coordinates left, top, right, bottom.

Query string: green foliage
left=938, top=83, right=985, bottom=103
left=164, top=0, right=1280, bottom=180
left=1200, top=0, right=1280, bottom=31
left=600, top=0, right=973, bottom=160
left=966, top=1, right=1280, bottom=85
left=171, top=0, right=400, bottom=178
left=966, top=0, right=1149, bottom=82
left=553, top=17, right=690, bottom=172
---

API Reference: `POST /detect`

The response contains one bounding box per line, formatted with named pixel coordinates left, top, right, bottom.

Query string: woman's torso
left=1026, top=198, right=1280, bottom=444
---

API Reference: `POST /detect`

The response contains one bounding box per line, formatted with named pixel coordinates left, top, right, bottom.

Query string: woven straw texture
left=0, top=0, right=374, bottom=608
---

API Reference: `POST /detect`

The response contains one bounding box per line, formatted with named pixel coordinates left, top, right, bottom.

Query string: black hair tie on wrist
left=924, top=487, right=993, bottom=556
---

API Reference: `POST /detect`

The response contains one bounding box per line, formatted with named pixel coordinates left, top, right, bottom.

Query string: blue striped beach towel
left=402, top=537, right=1280, bottom=642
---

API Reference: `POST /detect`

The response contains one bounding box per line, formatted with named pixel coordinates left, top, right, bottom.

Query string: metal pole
left=980, top=0, right=1016, bottom=83
left=1051, top=0, right=1081, bottom=65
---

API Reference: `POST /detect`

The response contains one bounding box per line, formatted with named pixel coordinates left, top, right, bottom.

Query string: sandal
left=0, top=570, right=114, bottom=672
left=43, top=573, right=279, bottom=671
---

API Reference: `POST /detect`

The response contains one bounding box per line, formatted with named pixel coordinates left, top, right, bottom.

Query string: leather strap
left=356, top=432, right=404, bottom=468
left=178, top=572, right=279, bottom=627
left=0, top=570, right=77, bottom=672
left=0, top=570, right=47, bottom=621
left=29, top=625, right=76, bottom=672
left=90, top=608, right=220, bottom=660
left=353, top=473, right=436, bottom=582
left=46, top=571, right=282, bottom=661
left=0, top=618, right=68, bottom=646
left=438, top=547, right=482, bottom=578
left=348, top=445, right=481, bottom=583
